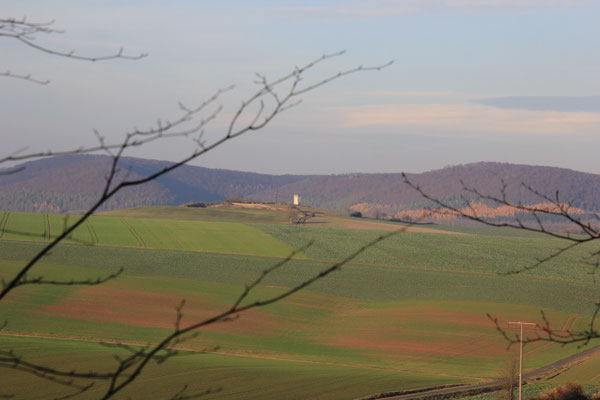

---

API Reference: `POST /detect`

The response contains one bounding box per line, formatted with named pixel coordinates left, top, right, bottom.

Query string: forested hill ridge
left=0, top=155, right=308, bottom=213
left=252, top=162, right=600, bottom=216
left=1, top=155, right=600, bottom=216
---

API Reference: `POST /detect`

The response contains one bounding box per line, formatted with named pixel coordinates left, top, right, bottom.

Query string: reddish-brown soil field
left=28, top=285, right=284, bottom=337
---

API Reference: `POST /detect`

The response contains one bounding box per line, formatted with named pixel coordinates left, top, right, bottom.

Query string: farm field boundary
left=0, top=212, right=304, bottom=258
left=3, top=208, right=600, bottom=398
left=1, top=335, right=468, bottom=400
left=0, top=331, right=484, bottom=379
left=1, top=237, right=599, bottom=289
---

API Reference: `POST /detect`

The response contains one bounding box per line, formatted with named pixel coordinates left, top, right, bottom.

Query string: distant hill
left=250, top=162, right=600, bottom=216
left=2, top=156, right=600, bottom=217
left=0, top=155, right=307, bottom=213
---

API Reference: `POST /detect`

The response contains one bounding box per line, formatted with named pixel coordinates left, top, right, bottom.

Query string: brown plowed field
left=27, top=285, right=283, bottom=337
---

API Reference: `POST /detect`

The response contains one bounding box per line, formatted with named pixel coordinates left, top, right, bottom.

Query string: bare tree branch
left=0, top=224, right=410, bottom=399
left=402, top=173, right=599, bottom=243
left=94, top=225, right=411, bottom=399
left=168, top=385, right=221, bottom=400
left=1, top=16, right=145, bottom=88
left=0, top=17, right=146, bottom=61
left=402, top=173, right=600, bottom=346
left=0, top=70, right=49, bottom=85
left=0, top=51, right=393, bottom=398
left=0, top=86, right=230, bottom=166
left=4, top=268, right=124, bottom=290
left=1, top=52, right=391, bottom=301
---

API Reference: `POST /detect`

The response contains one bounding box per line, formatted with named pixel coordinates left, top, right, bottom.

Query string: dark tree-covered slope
left=250, top=162, right=600, bottom=212
left=0, top=155, right=307, bottom=213
left=2, top=156, right=600, bottom=215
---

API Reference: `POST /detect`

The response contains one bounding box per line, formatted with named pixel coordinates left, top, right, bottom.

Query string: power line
left=508, top=321, right=537, bottom=400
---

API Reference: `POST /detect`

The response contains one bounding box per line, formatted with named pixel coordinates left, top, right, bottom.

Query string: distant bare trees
left=529, top=383, right=598, bottom=400
left=287, top=205, right=313, bottom=224
left=497, top=358, right=518, bottom=400
left=0, top=15, right=393, bottom=399
left=402, top=173, right=600, bottom=346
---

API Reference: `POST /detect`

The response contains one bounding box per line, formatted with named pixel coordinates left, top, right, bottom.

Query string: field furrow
left=0, top=211, right=9, bottom=237
left=120, top=218, right=146, bottom=247
left=44, top=214, right=51, bottom=240
left=1, top=208, right=598, bottom=399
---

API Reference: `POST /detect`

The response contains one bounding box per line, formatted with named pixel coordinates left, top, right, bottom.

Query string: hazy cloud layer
left=3, top=1, right=600, bottom=174
left=271, top=0, right=590, bottom=19
left=335, top=103, right=600, bottom=136
left=475, top=96, right=600, bottom=112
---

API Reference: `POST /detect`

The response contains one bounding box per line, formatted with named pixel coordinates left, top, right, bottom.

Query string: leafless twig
left=1, top=52, right=391, bottom=301
left=0, top=51, right=393, bottom=398
left=0, top=17, right=146, bottom=85
left=402, top=173, right=600, bottom=346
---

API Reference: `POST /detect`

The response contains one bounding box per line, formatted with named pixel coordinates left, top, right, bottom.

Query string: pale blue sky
left=3, top=1, right=600, bottom=174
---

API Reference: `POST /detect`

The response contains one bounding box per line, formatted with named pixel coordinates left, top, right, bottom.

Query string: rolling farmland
left=1, top=208, right=599, bottom=399
left=0, top=210, right=302, bottom=257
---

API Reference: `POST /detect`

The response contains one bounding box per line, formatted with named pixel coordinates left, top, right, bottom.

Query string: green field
left=0, top=210, right=303, bottom=257
left=1, top=208, right=599, bottom=399
left=1, top=336, right=464, bottom=400
left=100, top=205, right=294, bottom=224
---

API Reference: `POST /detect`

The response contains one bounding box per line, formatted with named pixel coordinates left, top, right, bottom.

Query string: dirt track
left=0, top=332, right=477, bottom=380
left=3, top=332, right=598, bottom=399
left=368, top=345, right=600, bottom=400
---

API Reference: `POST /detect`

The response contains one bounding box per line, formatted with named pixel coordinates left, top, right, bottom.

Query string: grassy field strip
left=3, top=241, right=598, bottom=317
left=101, top=206, right=560, bottom=238
left=3, top=236, right=600, bottom=289
left=0, top=212, right=306, bottom=258
left=334, top=260, right=600, bottom=287
left=309, top=216, right=470, bottom=235
left=0, top=237, right=312, bottom=261
left=524, top=315, right=580, bottom=357
left=256, top=223, right=600, bottom=283
left=3, top=210, right=600, bottom=395
left=544, top=349, right=600, bottom=385
left=86, top=217, right=98, bottom=244
left=2, top=337, right=467, bottom=400
left=120, top=218, right=147, bottom=247
left=0, top=331, right=485, bottom=380
left=3, top=211, right=45, bottom=241
left=44, top=213, right=50, bottom=240
left=2, top=260, right=591, bottom=379
left=0, top=211, right=9, bottom=237
left=5, top=212, right=600, bottom=284
left=99, top=205, right=291, bottom=224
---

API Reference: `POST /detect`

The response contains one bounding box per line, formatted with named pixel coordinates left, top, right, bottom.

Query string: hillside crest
left=1, top=155, right=599, bottom=214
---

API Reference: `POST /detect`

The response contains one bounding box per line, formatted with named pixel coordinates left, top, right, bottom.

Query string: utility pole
left=508, top=321, right=537, bottom=400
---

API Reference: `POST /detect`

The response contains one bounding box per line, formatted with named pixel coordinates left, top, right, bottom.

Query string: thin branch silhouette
left=2, top=268, right=124, bottom=290
left=1, top=52, right=391, bottom=301
left=90, top=227, right=409, bottom=399
left=0, top=70, right=49, bottom=85
left=0, top=223, right=414, bottom=399
left=1, top=17, right=146, bottom=86
left=402, top=173, right=600, bottom=345
left=0, top=51, right=393, bottom=398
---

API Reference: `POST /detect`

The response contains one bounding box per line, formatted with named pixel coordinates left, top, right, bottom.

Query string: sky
left=2, top=0, right=600, bottom=175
